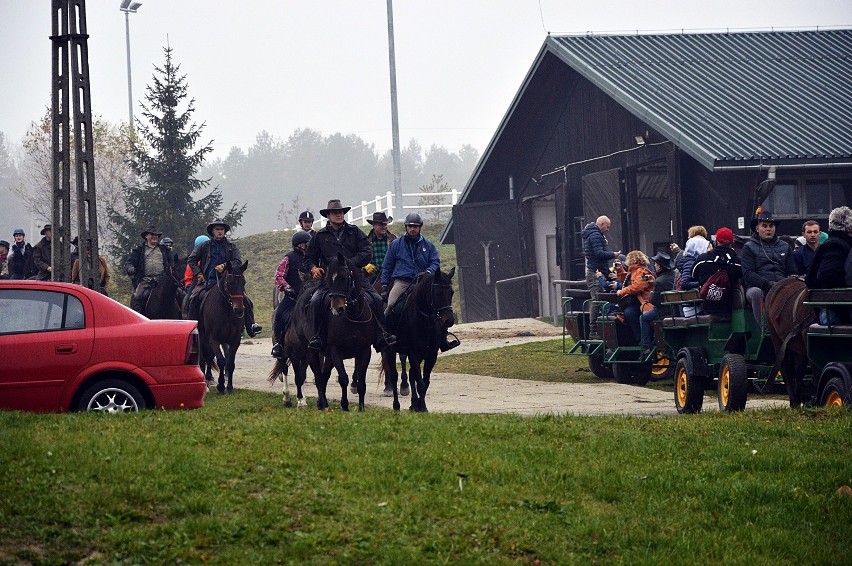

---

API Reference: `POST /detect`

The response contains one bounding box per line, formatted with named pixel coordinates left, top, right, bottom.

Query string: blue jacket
left=381, top=234, right=440, bottom=286
left=582, top=222, right=614, bottom=272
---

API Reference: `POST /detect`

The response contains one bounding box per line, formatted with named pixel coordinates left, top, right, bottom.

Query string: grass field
left=1, top=392, right=850, bottom=564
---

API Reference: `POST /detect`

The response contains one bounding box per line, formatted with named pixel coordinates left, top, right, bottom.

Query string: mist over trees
left=203, top=132, right=480, bottom=233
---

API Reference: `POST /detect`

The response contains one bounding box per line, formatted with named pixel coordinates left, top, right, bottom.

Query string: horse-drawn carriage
left=563, top=281, right=852, bottom=413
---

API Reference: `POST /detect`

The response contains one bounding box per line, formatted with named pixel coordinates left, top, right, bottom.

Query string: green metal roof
left=547, top=29, right=852, bottom=169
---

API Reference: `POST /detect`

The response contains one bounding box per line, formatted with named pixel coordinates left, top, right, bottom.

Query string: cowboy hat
left=650, top=251, right=674, bottom=271
left=206, top=219, right=231, bottom=236
left=40, top=224, right=52, bottom=235
left=140, top=225, right=163, bottom=238
left=366, top=211, right=393, bottom=225
left=319, top=199, right=351, bottom=218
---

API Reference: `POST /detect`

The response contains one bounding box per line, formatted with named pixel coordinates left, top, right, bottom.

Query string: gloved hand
left=311, top=266, right=324, bottom=280
left=215, top=263, right=226, bottom=273
left=380, top=285, right=389, bottom=302
left=126, top=265, right=136, bottom=276
left=285, top=287, right=298, bottom=300
left=363, top=263, right=377, bottom=275
left=196, top=273, right=205, bottom=284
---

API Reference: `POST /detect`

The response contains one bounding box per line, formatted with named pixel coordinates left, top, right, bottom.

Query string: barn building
left=441, top=29, right=852, bottom=323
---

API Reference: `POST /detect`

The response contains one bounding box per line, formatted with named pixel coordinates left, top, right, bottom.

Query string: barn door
left=581, top=168, right=623, bottom=254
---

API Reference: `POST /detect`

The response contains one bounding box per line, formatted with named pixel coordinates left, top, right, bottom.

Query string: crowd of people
left=582, top=205, right=852, bottom=356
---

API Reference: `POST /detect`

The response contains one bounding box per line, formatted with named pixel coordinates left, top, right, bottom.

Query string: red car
left=0, top=280, right=206, bottom=413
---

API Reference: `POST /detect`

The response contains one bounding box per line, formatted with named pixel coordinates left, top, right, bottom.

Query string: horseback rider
left=304, top=199, right=395, bottom=352
left=182, top=235, right=209, bottom=314
left=364, top=211, right=396, bottom=288
left=298, top=210, right=317, bottom=238
left=381, top=212, right=459, bottom=352
left=271, top=230, right=311, bottom=358
left=125, top=226, right=175, bottom=313
left=186, top=220, right=262, bottom=337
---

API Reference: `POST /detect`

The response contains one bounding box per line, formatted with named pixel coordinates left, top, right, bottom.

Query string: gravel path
left=229, top=318, right=786, bottom=416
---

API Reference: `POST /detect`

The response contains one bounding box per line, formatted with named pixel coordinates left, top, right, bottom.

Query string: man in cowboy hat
left=304, top=199, right=395, bottom=352
left=364, top=211, right=396, bottom=288
left=125, top=225, right=176, bottom=312
left=741, top=209, right=795, bottom=322
left=186, top=219, right=262, bottom=337
left=31, top=224, right=53, bottom=281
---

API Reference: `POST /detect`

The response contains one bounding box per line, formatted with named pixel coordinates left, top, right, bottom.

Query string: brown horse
left=198, top=260, right=248, bottom=394
left=764, top=276, right=817, bottom=407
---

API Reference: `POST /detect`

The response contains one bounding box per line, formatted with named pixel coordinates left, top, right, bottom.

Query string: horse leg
left=216, top=344, right=227, bottom=394
left=783, top=349, right=808, bottom=408
left=354, top=349, right=371, bottom=412
left=227, top=342, right=239, bottom=394
left=400, top=354, right=410, bottom=396
left=383, top=350, right=401, bottom=412
left=408, top=355, right=425, bottom=412
left=332, top=353, right=350, bottom=412
left=295, top=360, right=307, bottom=408
left=420, top=351, right=438, bottom=414
left=314, top=357, right=332, bottom=411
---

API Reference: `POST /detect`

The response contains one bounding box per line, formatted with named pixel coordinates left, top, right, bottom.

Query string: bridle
left=215, top=269, right=245, bottom=318
left=414, top=273, right=454, bottom=325
left=327, top=263, right=371, bottom=322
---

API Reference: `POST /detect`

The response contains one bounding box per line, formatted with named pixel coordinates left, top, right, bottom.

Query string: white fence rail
left=314, top=189, right=460, bottom=228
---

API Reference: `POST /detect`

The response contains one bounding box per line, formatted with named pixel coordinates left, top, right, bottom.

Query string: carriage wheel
left=651, top=351, right=675, bottom=382
left=718, top=354, right=748, bottom=412
left=674, top=356, right=704, bottom=414
left=588, top=354, right=613, bottom=380
left=820, top=377, right=848, bottom=408
left=612, top=362, right=652, bottom=386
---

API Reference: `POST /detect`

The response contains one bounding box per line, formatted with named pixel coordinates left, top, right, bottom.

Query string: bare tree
left=16, top=110, right=133, bottom=258
left=277, top=194, right=303, bottom=230
left=418, top=173, right=452, bottom=222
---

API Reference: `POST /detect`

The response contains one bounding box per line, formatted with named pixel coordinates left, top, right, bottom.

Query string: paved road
left=230, top=319, right=787, bottom=416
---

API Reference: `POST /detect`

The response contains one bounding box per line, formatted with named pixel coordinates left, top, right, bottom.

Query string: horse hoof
left=323, top=407, right=332, bottom=413
left=393, top=401, right=400, bottom=411
left=297, top=399, right=307, bottom=408
left=284, top=398, right=293, bottom=408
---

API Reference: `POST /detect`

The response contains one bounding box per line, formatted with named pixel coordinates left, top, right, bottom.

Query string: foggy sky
left=1, top=1, right=850, bottom=160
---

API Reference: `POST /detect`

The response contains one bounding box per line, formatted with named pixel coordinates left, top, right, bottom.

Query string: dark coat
left=741, top=234, right=795, bottom=291
left=125, top=243, right=175, bottom=288
left=187, top=238, right=242, bottom=283
left=805, top=231, right=852, bottom=289
left=8, top=241, right=32, bottom=278
left=581, top=222, right=614, bottom=272
left=649, top=269, right=676, bottom=308
left=304, top=222, right=371, bottom=271
left=693, top=247, right=743, bottom=315
left=31, top=237, right=52, bottom=280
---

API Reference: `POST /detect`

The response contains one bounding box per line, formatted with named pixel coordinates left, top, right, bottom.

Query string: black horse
left=382, top=268, right=456, bottom=412
left=198, top=261, right=248, bottom=394
left=314, top=253, right=376, bottom=411
left=268, top=280, right=320, bottom=408
left=140, top=261, right=183, bottom=320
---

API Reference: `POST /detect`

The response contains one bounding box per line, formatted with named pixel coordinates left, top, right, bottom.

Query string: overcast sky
left=1, top=1, right=850, bottom=161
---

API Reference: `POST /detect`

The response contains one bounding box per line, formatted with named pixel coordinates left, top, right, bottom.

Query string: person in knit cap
left=693, top=227, right=743, bottom=317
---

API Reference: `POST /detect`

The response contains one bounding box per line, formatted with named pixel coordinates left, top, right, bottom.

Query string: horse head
left=221, top=260, right=249, bottom=317
left=326, top=253, right=358, bottom=317
left=431, top=267, right=456, bottom=328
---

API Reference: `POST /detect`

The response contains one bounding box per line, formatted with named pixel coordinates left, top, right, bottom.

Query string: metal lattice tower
left=50, top=0, right=100, bottom=288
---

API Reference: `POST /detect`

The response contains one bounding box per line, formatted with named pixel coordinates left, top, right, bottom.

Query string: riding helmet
left=299, top=210, right=315, bottom=222
left=403, top=212, right=423, bottom=226
left=292, top=231, right=312, bottom=248
left=194, top=235, right=210, bottom=247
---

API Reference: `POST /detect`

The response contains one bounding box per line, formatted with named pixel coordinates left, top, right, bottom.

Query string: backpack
left=699, top=269, right=730, bottom=303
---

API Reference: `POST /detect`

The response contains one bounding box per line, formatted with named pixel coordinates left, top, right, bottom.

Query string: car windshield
left=0, top=289, right=85, bottom=334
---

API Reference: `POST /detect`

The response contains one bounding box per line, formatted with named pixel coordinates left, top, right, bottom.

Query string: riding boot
left=369, top=290, right=396, bottom=352
left=308, top=290, right=325, bottom=350
left=243, top=295, right=262, bottom=337
left=271, top=340, right=284, bottom=358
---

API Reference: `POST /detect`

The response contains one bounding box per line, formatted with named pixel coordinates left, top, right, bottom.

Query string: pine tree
left=109, top=47, right=244, bottom=259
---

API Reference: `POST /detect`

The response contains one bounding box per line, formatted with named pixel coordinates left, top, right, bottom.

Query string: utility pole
left=51, top=0, right=100, bottom=288
left=386, top=0, right=403, bottom=220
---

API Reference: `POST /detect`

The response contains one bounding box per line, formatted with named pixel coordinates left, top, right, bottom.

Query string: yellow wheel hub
left=825, top=390, right=843, bottom=407
left=720, top=366, right=731, bottom=406
left=676, top=367, right=688, bottom=407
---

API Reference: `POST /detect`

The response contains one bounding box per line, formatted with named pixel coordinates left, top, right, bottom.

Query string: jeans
left=585, top=269, right=602, bottom=334
left=622, top=304, right=641, bottom=344
left=640, top=307, right=658, bottom=349
left=745, top=286, right=764, bottom=324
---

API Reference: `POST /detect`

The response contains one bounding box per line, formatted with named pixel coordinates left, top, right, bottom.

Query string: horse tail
left=267, top=357, right=290, bottom=383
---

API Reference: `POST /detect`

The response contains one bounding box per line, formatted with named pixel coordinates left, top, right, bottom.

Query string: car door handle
left=56, top=344, right=78, bottom=354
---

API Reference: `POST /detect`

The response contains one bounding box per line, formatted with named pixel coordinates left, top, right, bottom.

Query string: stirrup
left=440, top=332, right=460, bottom=352
left=308, top=336, right=322, bottom=351
left=271, top=343, right=284, bottom=358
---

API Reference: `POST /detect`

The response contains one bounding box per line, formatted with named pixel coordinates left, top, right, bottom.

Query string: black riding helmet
left=403, top=212, right=423, bottom=226
left=292, top=230, right=311, bottom=248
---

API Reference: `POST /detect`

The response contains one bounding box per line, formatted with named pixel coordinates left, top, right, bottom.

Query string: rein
left=215, top=270, right=245, bottom=318
left=327, top=266, right=372, bottom=323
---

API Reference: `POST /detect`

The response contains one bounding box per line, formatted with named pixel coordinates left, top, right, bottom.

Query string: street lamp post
left=119, top=0, right=142, bottom=131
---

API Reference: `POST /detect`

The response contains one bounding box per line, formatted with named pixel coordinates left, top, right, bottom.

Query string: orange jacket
left=616, top=263, right=655, bottom=312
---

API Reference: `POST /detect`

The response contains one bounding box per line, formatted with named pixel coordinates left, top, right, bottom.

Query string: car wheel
left=674, top=356, right=704, bottom=414
left=820, top=376, right=849, bottom=408
left=588, top=355, right=613, bottom=380
left=78, top=379, right=146, bottom=413
left=718, top=354, right=748, bottom=412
